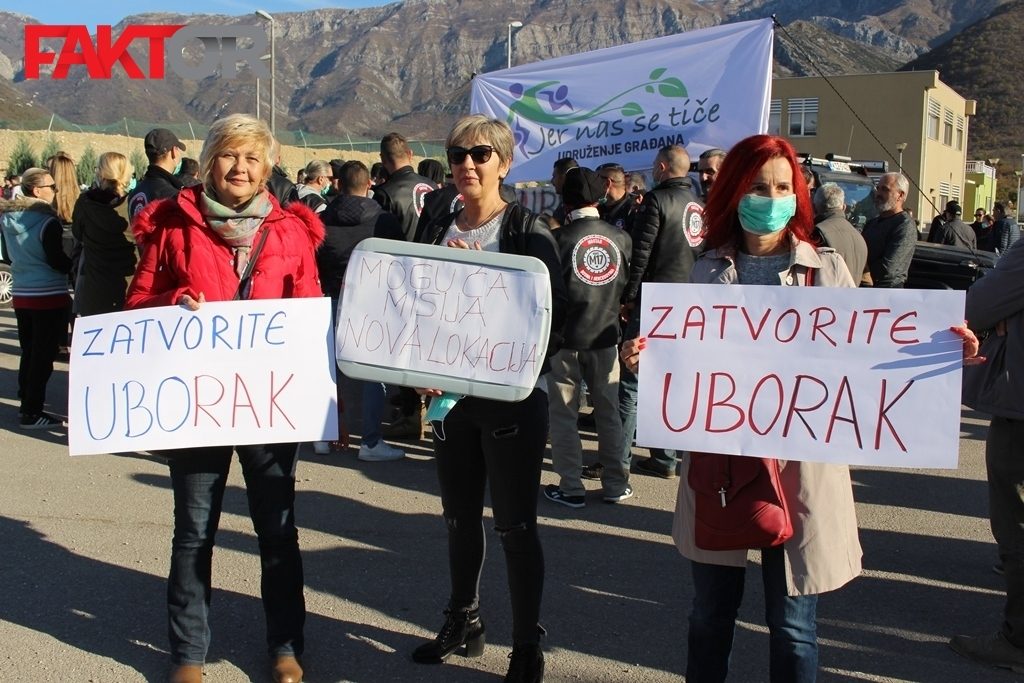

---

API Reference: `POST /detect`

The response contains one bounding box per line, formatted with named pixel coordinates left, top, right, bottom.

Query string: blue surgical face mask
left=738, top=193, right=797, bottom=235
left=127, top=177, right=137, bottom=192
left=172, top=159, right=182, bottom=175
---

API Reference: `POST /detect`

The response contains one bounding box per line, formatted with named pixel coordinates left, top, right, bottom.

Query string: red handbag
left=688, top=452, right=793, bottom=551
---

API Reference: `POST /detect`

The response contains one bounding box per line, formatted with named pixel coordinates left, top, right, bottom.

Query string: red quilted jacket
left=126, top=185, right=324, bottom=309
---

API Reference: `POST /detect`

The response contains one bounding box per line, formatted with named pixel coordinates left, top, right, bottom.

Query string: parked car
left=907, top=241, right=997, bottom=290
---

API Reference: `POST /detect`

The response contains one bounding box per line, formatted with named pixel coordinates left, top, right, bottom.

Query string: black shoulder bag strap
left=233, top=226, right=272, bottom=301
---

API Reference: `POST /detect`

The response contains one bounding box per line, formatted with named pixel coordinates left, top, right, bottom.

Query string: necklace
left=458, top=203, right=506, bottom=232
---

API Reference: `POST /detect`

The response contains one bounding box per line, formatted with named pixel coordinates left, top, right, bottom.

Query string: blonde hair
left=446, top=115, right=514, bottom=169
left=47, top=151, right=79, bottom=223
left=199, top=113, right=274, bottom=197
left=95, top=152, right=132, bottom=196
left=20, top=167, right=52, bottom=198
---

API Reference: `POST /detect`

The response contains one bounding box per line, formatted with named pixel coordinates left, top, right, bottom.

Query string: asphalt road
left=0, top=307, right=1018, bottom=683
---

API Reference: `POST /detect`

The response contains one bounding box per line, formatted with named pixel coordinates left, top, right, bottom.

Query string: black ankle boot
left=412, top=607, right=486, bottom=664
left=504, top=643, right=544, bottom=682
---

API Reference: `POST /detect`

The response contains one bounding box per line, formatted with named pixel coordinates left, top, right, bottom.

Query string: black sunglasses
left=447, top=145, right=494, bottom=166
left=38, top=183, right=58, bottom=193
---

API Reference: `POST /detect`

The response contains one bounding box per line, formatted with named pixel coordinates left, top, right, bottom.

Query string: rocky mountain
left=902, top=0, right=1024, bottom=184
left=0, top=0, right=1012, bottom=141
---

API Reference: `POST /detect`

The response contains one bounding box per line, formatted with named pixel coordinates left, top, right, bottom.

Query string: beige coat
left=671, top=239, right=863, bottom=596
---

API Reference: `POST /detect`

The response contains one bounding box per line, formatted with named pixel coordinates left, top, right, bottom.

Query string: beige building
left=771, top=71, right=975, bottom=228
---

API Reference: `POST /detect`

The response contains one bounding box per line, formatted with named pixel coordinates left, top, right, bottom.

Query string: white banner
left=337, top=249, right=549, bottom=391
left=471, top=18, right=774, bottom=183
left=68, top=298, right=338, bottom=456
left=637, top=284, right=967, bottom=468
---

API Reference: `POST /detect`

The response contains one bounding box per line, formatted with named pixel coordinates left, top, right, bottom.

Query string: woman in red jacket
left=126, top=114, right=322, bottom=683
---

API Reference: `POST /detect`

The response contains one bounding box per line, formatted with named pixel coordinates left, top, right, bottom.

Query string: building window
left=788, top=98, right=818, bottom=137
left=956, top=116, right=965, bottom=151
left=927, top=99, right=940, bottom=140
left=768, top=99, right=781, bottom=135
left=943, top=109, right=954, bottom=146
left=952, top=184, right=961, bottom=201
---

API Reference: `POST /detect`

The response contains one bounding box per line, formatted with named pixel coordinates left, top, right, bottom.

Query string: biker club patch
left=571, top=234, right=621, bottom=286
left=684, top=201, right=705, bottom=247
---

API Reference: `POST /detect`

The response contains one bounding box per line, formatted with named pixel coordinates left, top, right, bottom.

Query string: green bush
left=129, top=149, right=148, bottom=179
left=7, top=135, right=37, bottom=174
left=40, top=135, right=61, bottom=165
left=77, top=145, right=97, bottom=187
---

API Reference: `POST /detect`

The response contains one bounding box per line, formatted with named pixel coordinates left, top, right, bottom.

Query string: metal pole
left=255, top=77, right=260, bottom=120
left=269, top=21, right=276, bottom=138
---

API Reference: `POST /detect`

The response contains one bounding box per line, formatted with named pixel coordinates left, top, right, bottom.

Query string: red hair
left=702, top=135, right=814, bottom=251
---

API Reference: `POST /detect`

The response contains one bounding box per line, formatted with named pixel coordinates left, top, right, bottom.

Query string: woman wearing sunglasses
left=411, top=114, right=566, bottom=683
left=0, top=167, right=72, bottom=429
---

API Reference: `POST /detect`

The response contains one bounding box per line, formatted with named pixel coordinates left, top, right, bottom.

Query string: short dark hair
left=341, top=160, right=370, bottom=194
left=380, top=132, right=411, bottom=164
left=417, top=158, right=444, bottom=185
left=553, top=157, right=579, bottom=173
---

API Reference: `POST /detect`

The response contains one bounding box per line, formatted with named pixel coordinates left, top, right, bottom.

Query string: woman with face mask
left=621, top=134, right=863, bottom=682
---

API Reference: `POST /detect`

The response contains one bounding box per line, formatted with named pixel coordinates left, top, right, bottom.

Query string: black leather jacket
left=128, top=165, right=184, bottom=222
left=373, top=166, right=437, bottom=241
left=419, top=203, right=567, bottom=373
left=623, top=176, right=704, bottom=302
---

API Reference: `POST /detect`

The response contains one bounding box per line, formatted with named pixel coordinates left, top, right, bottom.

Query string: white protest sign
left=637, top=284, right=966, bottom=468
left=471, top=18, right=773, bottom=183
left=69, top=298, right=338, bottom=456
left=336, top=239, right=550, bottom=401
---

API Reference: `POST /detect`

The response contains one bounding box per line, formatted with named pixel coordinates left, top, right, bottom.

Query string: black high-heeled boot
left=504, top=643, right=544, bottom=683
left=412, top=607, right=486, bottom=664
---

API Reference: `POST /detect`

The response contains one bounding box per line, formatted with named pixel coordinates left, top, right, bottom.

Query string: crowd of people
left=0, top=113, right=1015, bottom=683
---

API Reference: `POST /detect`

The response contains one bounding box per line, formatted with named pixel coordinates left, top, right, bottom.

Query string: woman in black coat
left=71, top=152, right=138, bottom=316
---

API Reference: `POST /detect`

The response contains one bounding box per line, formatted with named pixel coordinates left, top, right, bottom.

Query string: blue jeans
left=361, top=380, right=386, bottom=447
left=166, top=444, right=305, bottom=665
left=687, top=546, right=818, bottom=683
left=620, top=309, right=676, bottom=471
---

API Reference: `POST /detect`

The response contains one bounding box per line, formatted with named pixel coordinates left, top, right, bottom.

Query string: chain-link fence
left=0, top=114, right=446, bottom=159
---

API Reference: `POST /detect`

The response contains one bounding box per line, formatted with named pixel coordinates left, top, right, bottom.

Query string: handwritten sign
left=336, top=240, right=550, bottom=400
left=69, top=298, right=338, bottom=456
left=637, top=284, right=966, bottom=468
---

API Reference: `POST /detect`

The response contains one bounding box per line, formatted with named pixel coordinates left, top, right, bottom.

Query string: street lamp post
left=255, top=10, right=276, bottom=138
left=507, top=21, right=523, bottom=69
left=896, top=142, right=907, bottom=170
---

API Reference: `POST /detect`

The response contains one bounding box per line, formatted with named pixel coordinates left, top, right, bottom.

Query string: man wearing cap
left=928, top=201, right=977, bottom=249
left=128, top=128, right=186, bottom=222
left=543, top=167, right=633, bottom=509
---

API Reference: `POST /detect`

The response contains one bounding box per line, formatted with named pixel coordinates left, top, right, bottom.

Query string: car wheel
left=0, top=263, right=12, bottom=309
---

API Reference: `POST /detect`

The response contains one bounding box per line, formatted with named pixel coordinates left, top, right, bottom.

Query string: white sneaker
left=312, top=441, right=331, bottom=454
left=358, top=441, right=406, bottom=462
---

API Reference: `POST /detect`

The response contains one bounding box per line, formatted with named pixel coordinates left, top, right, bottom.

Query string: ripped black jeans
left=431, top=387, right=548, bottom=646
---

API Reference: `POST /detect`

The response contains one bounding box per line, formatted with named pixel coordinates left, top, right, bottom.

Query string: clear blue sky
left=21, top=1, right=390, bottom=27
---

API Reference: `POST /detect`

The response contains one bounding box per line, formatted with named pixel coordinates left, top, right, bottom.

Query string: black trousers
left=431, top=388, right=548, bottom=645
left=15, top=306, right=67, bottom=415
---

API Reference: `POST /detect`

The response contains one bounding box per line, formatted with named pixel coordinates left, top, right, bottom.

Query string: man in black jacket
left=596, top=162, right=634, bottom=230
left=928, top=200, right=976, bottom=249
left=319, top=160, right=405, bottom=462
left=543, top=167, right=633, bottom=509
left=373, top=132, right=436, bottom=242
left=128, top=128, right=186, bottom=221
left=620, top=144, right=704, bottom=479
